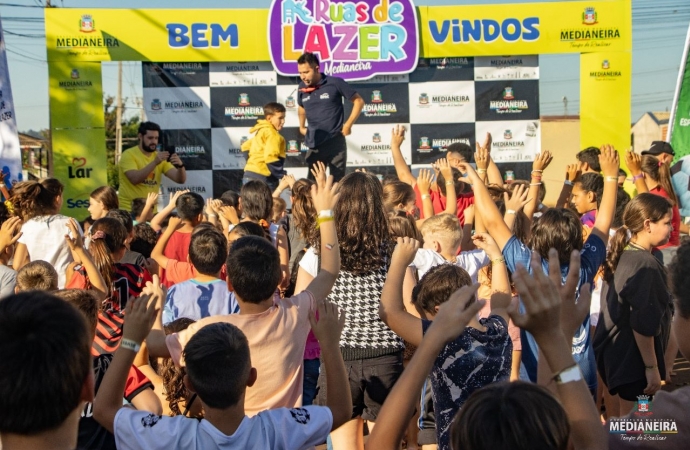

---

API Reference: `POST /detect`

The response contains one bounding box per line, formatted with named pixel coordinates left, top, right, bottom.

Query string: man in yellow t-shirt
left=118, top=122, right=186, bottom=211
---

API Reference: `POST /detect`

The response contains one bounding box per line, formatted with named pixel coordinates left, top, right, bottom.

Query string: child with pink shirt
left=145, top=165, right=340, bottom=415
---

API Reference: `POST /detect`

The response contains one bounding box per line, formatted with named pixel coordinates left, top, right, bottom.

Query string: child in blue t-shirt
left=380, top=235, right=512, bottom=450
left=163, top=224, right=238, bottom=324
left=458, top=145, right=620, bottom=393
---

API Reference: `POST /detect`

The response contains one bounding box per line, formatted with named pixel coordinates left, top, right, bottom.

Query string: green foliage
left=104, top=95, right=140, bottom=190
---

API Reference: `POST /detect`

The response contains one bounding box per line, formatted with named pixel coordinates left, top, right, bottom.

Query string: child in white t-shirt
left=93, top=276, right=352, bottom=450
left=412, top=213, right=489, bottom=283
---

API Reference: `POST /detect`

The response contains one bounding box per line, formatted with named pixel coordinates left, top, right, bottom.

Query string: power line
left=5, top=47, right=45, bottom=62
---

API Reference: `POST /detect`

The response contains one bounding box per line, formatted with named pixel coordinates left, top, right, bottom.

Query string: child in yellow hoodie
left=241, top=102, right=287, bottom=191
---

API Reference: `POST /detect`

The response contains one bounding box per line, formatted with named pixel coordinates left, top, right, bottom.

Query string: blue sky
left=1, top=0, right=689, bottom=131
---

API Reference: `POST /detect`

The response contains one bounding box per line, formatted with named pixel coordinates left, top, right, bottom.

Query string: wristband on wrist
left=604, top=176, right=618, bottom=183
left=316, top=216, right=334, bottom=229
left=318, top=210, right=333, bottom=218
left=491, top=257, right=505, bottom=266
left=445, top=181, right=454, bottom=186
left=553, top=364, right=582, bottom=384
left=530, top=182, right=542, bottom=186
left=564, top=180, right=573, bottom=186
left=476, top=169, right=487, bottom=174
left=531, top=169, right=543, bottom=173
left=632, top=174, right=644, bottom=182
left=421, top=194, right=431, bottom=200
left=506, top=209, right=517, bottom=215
left=645, top=364, right=658, bottom=371
left=120, top=338, right=141, bottom=353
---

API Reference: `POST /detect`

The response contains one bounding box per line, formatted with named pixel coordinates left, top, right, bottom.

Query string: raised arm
left=591, top=145, right=620, bottom=246
left=305, top=162, right=340, bottom=301
left=367, top=285, right=483, bottom=450
left=459, top=161, right=513, bottom=250
left=379, top=237, right=424, bottom=346
left=65, top=219, right=108, bottom=301
left=416, top=169, right=435, bottom=222
left=136, top=192, right=158, bottom=223
left=556, top=164, right=580, bottom=208
left=503, top=184, right=530, bottom=232
left=509, top=250, right=606, bottom=450
left=390, top=125, right=415, bottom=186
left=309, top=301, right=351, bottom=430
left=150, top=216, right=182, bottom=270
left=523, top=151, right=552, bottom=221
left=437, top=158, right=457, bottom=216
left=150, top=189, right=187, bottom=232
left=625, top=150, right=648, bottom=194
left=94, top=291, right=159, bottom=433
left=477, top=133, right=503, bottom=186
left=471, top=232, right=511, bottom=323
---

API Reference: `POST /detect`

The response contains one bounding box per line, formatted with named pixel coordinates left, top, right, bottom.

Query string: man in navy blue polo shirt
left=297, top=52, right=364, bottom=182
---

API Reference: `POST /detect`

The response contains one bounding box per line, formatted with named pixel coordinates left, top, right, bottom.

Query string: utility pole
left=562, top=96, right=569, bottom=116
left=115, top=61, right=123, bottom=164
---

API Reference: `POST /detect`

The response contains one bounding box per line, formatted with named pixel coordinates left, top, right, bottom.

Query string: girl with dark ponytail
left=11, top=178, right=79, bottom=287
left=594, top=193, right=673, bottom=416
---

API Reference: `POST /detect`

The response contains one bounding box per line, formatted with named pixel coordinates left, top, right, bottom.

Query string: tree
left=104, top=95, right=140, bottom=189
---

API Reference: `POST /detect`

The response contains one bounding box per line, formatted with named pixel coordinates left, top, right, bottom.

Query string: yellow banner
left=49, top=60, right=104, bottom=128
left=45, top=9, right=268, bottom=62
left=580, top=51, right=631, bottom=156
left=420, top=1, right=631, bottom=57
left=53, top=128, right=108, bottom=220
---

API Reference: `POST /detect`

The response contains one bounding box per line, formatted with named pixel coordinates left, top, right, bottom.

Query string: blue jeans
left=303, top=358, right=320, bottom=406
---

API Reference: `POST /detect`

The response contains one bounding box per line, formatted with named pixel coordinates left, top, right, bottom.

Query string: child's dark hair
left=412, top=264, right=472, bottom=315
left=15, top=261, right=58, bottom=292
left=183, top=322, right=251, bottom=409
left=390, top=212, right=422, bottom=241
left=291, top=178, right=318, bottom=247
left=612, top=188, right=631, bottom=229
left=81, top=216, right=95, bottom=233
left=383, top=181, right=415, bottom=213
left=89, top=217, right=128, bottom=290
left=90, top=186, right=119, bottom=211
left=131, top=223, right=158, bottom=258
left=641, top=154, right=678, bottom=205
left=335, top=172, right=392, bottom=275
left=0, top=292, right=91, bottom=435
left=437, top=167, right=468, bottom=197
left=0, top=202, right=10, bottom=225
left=528, top=208, right=583, bottom=265
left=577, top=146, right=601, bottom=172
left=189, top=228, right=227, bottom=275
left=106, top=209, right=134, bottom=235
left=669, top=240, right=690, bottom=319
left=131, top=198, right=147, bottom=220
left=604, top=193, right=671, bottom=282
left=10, top=178, right=63, bottom=220
left=176, top=192, right=205, bottom=221
left=226, top=236, right=281, bottom=304
left=447, top=142, right=473, bottom=163
left=159, top=317, right=196, bottom=416
left=450, top=381, right=569, bottom=450
left=54, top=289, right=99, bottom=335
left=220, top=190, right=240, bottom=208
left=240, top=180, right=273, bottom=223
left=575, top=172, right=604, bottom=209
left=230, top=222, right=270, bottom=241
left=263, top=102, right=286, bottom=116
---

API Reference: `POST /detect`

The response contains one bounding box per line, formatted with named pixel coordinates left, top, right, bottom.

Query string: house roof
left=18, top=133, right=45, bottom=149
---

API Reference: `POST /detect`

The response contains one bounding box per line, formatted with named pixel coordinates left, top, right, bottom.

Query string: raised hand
left=166, top=216, right=183, bottom=231
left=0, top=216, right=22, bottom=251
left=64, top=218, right=84, bottom=251
left=391, top=124, right=406, bottom=148
left=311, top=161, right=339, bottom=212
left=168, top=189, right=188, bottom=209
left=503, top=183, right=531, bottom=213
left=533, top=151, right=553, bottom=172
left=123, top=293, right=159, bottom=344
left=417, top=168, right=433, bottom=194
left=598, top=144, right=620, bottom=178
left=425, top=284, right=483, bottom=345
left=145, top=192, right=159, bottom=208
left=391, top=236, right=420, bottom=267
left=474, top=145, right=490, bottom=171
left=471, top=232, right=501, bottom=259
left=565, top=164, right=580, bottom=182
left=219, top=205, right=240, bottom=224
left=625, top=149, right=642, bottom=176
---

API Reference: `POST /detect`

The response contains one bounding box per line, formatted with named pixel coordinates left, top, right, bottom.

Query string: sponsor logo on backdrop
left=152, top=100, right=204, bottom=113
left=489, top=87, right=528, bottom=114
left=526, top=123, right=538, bottom=137
left=59, top=69, right=93, bottom=90
left=560, top=7, right=620, bottom=43
left=240, top=136, right=249, bottom=146
left=151, top=99, right=162, bottom=111
left=491, top=58, right=523, bottom=67
left=226, top=64, right=261, bottom=72
left=55, top=14, right=120, bottom=50
left=168, top=185, right=207, bottom=194
left=428, top=17, right=540, bottom=45
left=361, top=133, right=391, bottom=152
left=417, top=137, right=470, bottom=153
left=68, top=157, right=93, bottom=179
left=155, top=63, right=204, bottom=75
left=504, top=129, right=512, bottom=140
left=363, top=91, right=397, bottom=117
left=494, top=135, right=525, bottom=149
left=608, top=395, right=678, bottom=441
left=417, top=92, right=470, bottom=108
left=175, top=145, right=206, bottom=158
left=589, top=60, right=621, bottom=80
left=268, top=0, right=419, bottom=80
left=285, top=92, right=297, bottom=108
left=430, top=57, right=469, bottom=69
left=166, top=23, right=239, bottom=49
left=80, top=14, right=95, bottom=33
left=225, top=94, right=263, bottom=120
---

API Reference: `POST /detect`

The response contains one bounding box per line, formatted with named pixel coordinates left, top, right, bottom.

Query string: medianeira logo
left=490, top=87, right=528, bottom=114
left=79, top=14, right=95, bottom=33
left=608, top=395, right=678, bottom=442
left=363, top=91, right=397, bottom=117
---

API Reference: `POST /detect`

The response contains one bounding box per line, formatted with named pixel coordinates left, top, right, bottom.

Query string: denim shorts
left=315, top=351, right=403, bottom=421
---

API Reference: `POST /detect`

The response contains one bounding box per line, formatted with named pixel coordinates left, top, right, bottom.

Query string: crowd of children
left=1, top=99, right=689, bottom=450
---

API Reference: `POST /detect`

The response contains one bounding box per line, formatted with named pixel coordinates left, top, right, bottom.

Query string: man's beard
left=142, top=144, right=157, bottom=153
